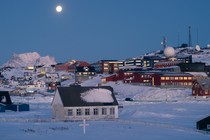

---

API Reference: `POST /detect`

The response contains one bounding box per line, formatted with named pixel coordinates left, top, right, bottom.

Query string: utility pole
left=188, top=26, right=192, bottom=47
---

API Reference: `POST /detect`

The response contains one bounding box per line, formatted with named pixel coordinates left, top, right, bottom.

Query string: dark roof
left=0, top=91, right=12, bottom=105
left=143, top=56, right=165, bottom=60
left=196, top=79, right=210, bottom=89
left=157, top=72, right=193, bottom=76
left=57, top=86, right=118, bottom=107
left=75, top=66, right=95, bottom=72
left=196, top=115, right=210, bottom=130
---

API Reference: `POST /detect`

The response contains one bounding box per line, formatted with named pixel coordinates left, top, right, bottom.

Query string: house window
left=161, top=77, right=165, bottom=80
left=205, top=90, right=208, bottom=95
left=170, top=77, right=174, bottom=80
left=188, top=77, right=192, bottom=80
left=165, top=77, right=169, bottom=80
left=94, top=108, right=98, bottom=115
left=67, top=109, right=73, bottom=116
left=76, top=109, right=82, bottom=116
left=110, top=108, right=115, bottom=115
left=184, top=77, right=188, bottom=80
left=179, top=77, right=183, bottom=80
left=102, top=108, right=107, bottom=115
left=85, top=108, right=90, bottom=115
left=184, top=82, right=188, bottom=85
left=161, top=82, right=165, bottom=86
left=175, top=77, right=179, bottom=80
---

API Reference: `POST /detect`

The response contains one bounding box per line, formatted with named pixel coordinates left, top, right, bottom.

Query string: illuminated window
left=188, top=77, right=192, bottom=80
left=175, top=77, right=179, bottom=80
left=188, top=82, right=192, bottom=85
left=179, top=77, right=183, bottom=80
left=83, top=72, right=88, bottom=75
left=161, top=77, right=165, bottom=80
left=184, top=82, right=188, bottom=85
left=166, top=77, right=169, bottom=80
left=170, top=77, right=174, bottom=80
left=184, top=77, right=188, bottom=80
left=205, top=90, right=208, bottom=95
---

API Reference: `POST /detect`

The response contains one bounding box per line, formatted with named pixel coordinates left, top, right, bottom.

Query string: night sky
left=0, top=0, right=210, bottom=64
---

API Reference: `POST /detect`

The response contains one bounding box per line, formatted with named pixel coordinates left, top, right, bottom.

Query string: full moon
left=56, top=5, right=62, bottom=13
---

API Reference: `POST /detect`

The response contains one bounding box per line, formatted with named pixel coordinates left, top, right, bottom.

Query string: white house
left=52, top=85, right=119, bottom=120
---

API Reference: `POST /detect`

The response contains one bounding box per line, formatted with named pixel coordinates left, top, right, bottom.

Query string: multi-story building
left=92, top=60, right=123, bottom=74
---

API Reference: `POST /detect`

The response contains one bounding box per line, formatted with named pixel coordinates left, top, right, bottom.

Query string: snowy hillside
left=145, top=47, right=210, bottom=65
left=3, top=52, right=57, bottom=67
left=0, top=77, right=210, bottom=140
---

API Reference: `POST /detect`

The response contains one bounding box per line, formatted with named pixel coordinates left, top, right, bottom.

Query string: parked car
left=125, top=98, right=133, bottom=101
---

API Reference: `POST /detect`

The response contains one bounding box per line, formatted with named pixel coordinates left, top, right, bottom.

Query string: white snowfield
left=1, top=47, right=210, bottom=139
left=1, top=77, right=210, bottom=140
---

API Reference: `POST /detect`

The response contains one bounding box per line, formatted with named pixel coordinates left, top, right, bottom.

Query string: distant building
left=178, top=62, right=205, bottom=72
left=75, top=66, right=96, bottom=82
left=153, top=72, right=193, bottom=87
left=55, top=63, right=70, bottom=71
left=55, top=60, right=90, bottom=73
left=102, top=70, right=193, bottom=88
left=52, top=86, right=119, bottom=120
left=154, top=61, right=182, bottom=69
left=176, top=55, right=192, bottom=63
left=192, top=79, right=210, bottom=96
left=142, top=56, right=165, bottom=68
left=0, top=91, right=29, bottom=112
left=196, top=116, right=210, bottom=131
left=123, top=58, right=142, bottom=67
left=91, top=60, right=122, bottom=74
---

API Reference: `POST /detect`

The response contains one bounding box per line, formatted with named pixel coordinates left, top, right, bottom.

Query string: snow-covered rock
left=3, top=52, right=57, bottom=68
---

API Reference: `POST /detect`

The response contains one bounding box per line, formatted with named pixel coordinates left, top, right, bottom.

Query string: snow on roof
left=80, top=88, right=114, bottom=103
left=186, top=72, right=208, bottom=77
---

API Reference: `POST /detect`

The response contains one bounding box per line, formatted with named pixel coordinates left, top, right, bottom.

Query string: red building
left=55, top=63, right=70, bottom=71
left=192, top=79, right=210, bottom=96
left=153, top=73, right=193, bottom=87
left=55, top=60, right=90, bottom=72
left=102, top=71, right=193, bottom=87
left=154, top=60, right=182, bottom=68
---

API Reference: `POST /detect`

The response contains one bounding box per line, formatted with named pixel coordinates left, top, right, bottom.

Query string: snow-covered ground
left=1, top=77, right=210, bottom=140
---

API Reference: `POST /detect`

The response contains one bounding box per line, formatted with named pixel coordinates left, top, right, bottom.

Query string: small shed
left=0, top=103, right=5, bottom=112
left=0, top=91, right=12, bottom=105
left=196, top=116, right=210, bottom=131
left=6, top=103, right=30, bottom=112
left=0, top=91, right=30, bottom=112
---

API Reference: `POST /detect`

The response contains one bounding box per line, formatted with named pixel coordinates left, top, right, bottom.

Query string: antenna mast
left=162, top=36, right=167, bottom=49
left=188, top=26, right=192, bottom=47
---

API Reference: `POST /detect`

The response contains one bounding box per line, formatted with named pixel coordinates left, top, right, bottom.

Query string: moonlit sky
left=0, top=0, right=210, bottom=64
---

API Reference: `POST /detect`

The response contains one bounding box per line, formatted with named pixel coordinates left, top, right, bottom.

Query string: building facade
left=75, top=66, right=96, bottom=82
left=192, top=79, right=210, bottom=96
left=92, top=60, right=122, bottom=74
left=52, top=86, right=119, bottom=120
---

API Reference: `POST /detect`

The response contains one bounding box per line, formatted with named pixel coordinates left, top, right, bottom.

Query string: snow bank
left=80, top=89, right=114, bottom=103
